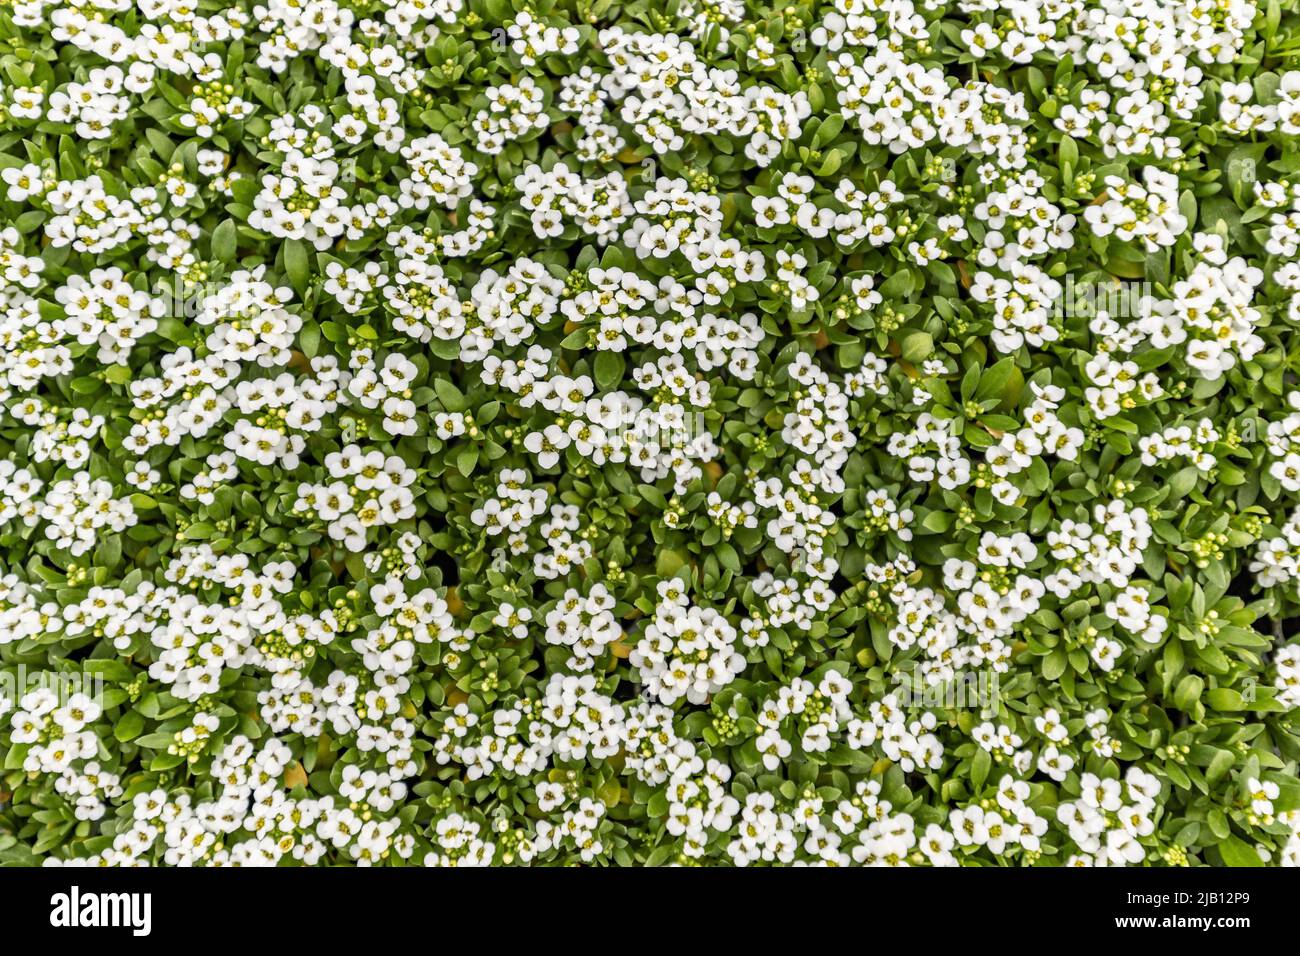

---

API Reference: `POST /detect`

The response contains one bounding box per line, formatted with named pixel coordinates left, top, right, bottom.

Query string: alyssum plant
left=1, top=0, right=1300, bottom=867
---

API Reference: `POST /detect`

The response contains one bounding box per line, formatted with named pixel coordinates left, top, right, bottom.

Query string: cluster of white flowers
left=1056, top=768, right=1163, bottom=866
left=600, top=27, right=811, bottom=164
left=46, top=65, right=139, bottom=140
left=1139, top=419, right=1221, bottom=472
left=971, top=262, right=1065, bottom=355
left=542, top=584, right=621, bottom=670
left=1251, top=505, right=1300, bottom=590
left=515, top=162, right=631, bottom=243
left=986, top=383, right=1084, bottom=490
left=1144, top=252, right=1265, bottom=380
left=294, top=444, right=417, bottom=550
left=631, top=580, right=745, bottom=705
left=473, top=76, right=547, bottom=155
left=888, top=413, right=972, bottom=490
left=9, top=688, right=118, bottom=820
left=34, top=473, right=137, bottom=556
left=1083, top=167, right=1188, bottom=251
left=755, top=672, right=853, bottom=767
left=1044, top=500, right=1154, bottom=596
left=431, top=673, right=623, bottom=780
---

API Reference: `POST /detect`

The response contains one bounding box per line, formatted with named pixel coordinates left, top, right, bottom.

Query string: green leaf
left=211, top=218, right=238, bottom=263
left=284, top=238, right=310, bottom=295
left=1042, top=649, right=1067, bottom=680
left=594, top=351, right=625, bottom=391
left=1218, top=836, right=1262, bottom=867
left=113, top=710, right=146, bottom=743
left=434, top=378, right=467, bottom=412
left=1059, top=134, right=1078, bottom=171
left=656, top=548, right=690, bottom=577
left=971, top=746, right=991, bottom=792
left=900, top=331, right=933, bottom=363
left=456, top=445, right=478, bottom=477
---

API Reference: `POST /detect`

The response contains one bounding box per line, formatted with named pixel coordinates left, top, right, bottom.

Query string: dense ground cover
left=2, top=0, right=1300, bottom=866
